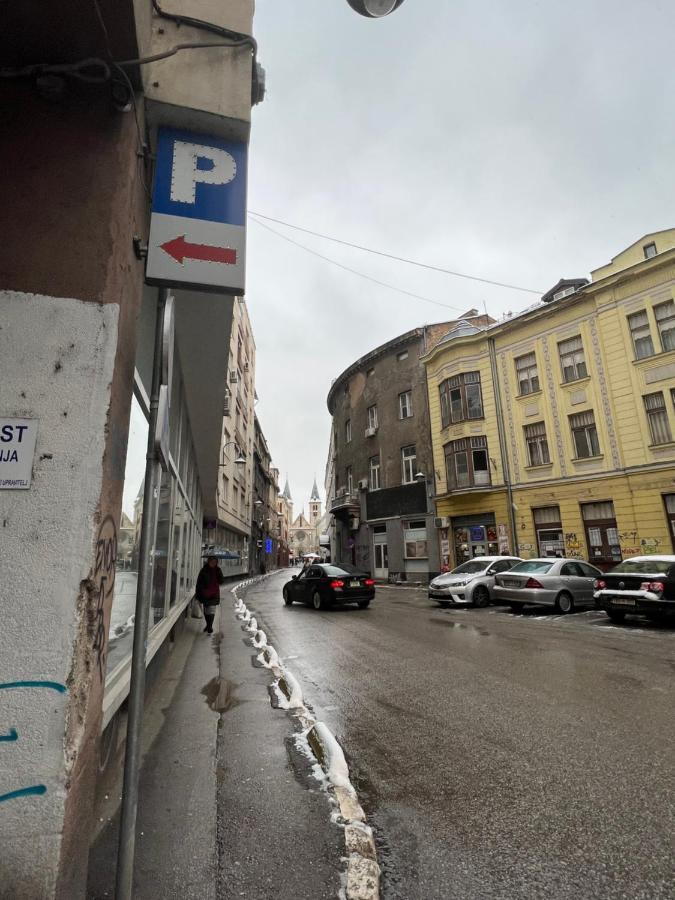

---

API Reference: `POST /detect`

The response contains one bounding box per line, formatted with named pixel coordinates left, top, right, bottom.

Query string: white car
left=429, top=556, right=522, bottom=607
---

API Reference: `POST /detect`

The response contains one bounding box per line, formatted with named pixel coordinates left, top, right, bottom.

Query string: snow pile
left=308, top=722, right=352, bottom=790
left=252, top=629, right=267, bottom=649
left=257, top=645, right=280, bottom=669
left=277, top=670, right=304, bottom=709
left=244, top=616, right=258, bottom=633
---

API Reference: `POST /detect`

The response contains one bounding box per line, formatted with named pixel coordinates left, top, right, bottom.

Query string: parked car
left=593, top=555, right=675, bottom=623
left=493, top=558, right=602, bottom=613
left=428, top=556, right=522, bottom=607
left=282, top=563, right=375, bottom=610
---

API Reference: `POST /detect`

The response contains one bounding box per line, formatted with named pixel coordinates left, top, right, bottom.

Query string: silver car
left=429, top=556, right=522, bottom=607
left=493, top=557, right=602, bottom=613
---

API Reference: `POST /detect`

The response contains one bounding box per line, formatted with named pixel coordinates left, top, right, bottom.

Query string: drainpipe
left=488, top=336, right=519, bottom=555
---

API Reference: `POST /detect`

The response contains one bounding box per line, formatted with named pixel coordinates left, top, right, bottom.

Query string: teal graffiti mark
left=0, top=785, right=47, bottom=804
left=0, top=681, right=66, bottom=693
left=0, top=729, right=18, bottom=742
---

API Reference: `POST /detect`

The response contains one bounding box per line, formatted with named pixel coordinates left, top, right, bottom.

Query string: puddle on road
left=201, top=676, right=242, bottom=713
left=428, top=617, right=490, bottom=637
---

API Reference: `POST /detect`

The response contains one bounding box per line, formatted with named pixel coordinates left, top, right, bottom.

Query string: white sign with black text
left=0, top=418, right=39, bottom=489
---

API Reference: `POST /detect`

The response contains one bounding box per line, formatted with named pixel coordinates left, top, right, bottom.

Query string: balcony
left=329, top=490, right=360, bottom=516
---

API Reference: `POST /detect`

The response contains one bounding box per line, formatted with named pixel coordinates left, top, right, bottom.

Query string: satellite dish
left=346, top=0, right=405, bottom=17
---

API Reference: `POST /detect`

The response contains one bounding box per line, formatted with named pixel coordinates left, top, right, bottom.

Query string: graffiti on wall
left=91, top=515, right=117, bottom=679
left=564, top=533, right=584, bottom=559
left=0, top=681, right=67, bottom=805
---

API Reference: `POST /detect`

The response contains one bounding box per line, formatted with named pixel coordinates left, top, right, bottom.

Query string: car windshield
left=608, top=559, right=674, bottom=575
left=452, top=560, right=490, bottom=574
left=321, top=564, right=364, bottom=577
left=508, top=561, right=554, bottom=574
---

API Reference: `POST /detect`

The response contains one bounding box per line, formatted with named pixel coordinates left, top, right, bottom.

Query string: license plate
left=501, top=579, right=520, bottom=587
left=350, top=579, right=361, bottom=588
left=612, top=597, right=636, bottom=607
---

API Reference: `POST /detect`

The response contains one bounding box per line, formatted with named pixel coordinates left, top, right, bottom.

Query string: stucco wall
left=0, top=292, right=119, bottom=898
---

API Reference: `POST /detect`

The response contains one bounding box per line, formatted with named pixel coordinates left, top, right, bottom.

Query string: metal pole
left=487, top=336, right=519, bottom=555
left=115, top=287, right=168, bottom=899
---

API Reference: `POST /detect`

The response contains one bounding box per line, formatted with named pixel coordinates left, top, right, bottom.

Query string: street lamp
left=219, top=441, right=246, bottom=467
left=346, top=0, right=406, bottom=17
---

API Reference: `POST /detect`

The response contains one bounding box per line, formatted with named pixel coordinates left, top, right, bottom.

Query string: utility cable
left=249, top=210, right=542, bottom=295
left=249, top=215, right=474, bottom=315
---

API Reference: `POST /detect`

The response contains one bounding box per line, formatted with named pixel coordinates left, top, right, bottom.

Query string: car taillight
left=525, top=578, right=543, bottom=589
left=640, top=581, right=664, bottom=593
left=594, top=579, right=606, bottom=590
left=330, top=580, right=344, bottom=589
left=364, top=578, right=375, bottom=586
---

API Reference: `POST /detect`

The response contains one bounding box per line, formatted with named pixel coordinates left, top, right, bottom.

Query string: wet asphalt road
left=241, top=571, right=675, bottom=900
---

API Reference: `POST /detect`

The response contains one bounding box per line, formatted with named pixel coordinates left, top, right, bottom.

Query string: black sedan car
left=283, top=563, right=375, bottom=610
left=593, top=555, right=675, bottom=623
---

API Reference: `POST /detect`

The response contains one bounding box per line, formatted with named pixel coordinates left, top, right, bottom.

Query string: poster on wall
left=0, top=418, right=38, bottom=489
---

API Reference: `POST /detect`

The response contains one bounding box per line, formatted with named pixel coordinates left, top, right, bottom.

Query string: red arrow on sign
left=160, top=235, right=237, bottom=266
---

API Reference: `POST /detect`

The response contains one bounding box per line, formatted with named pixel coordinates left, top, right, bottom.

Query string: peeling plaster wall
left=0, top=291, right=119, bottom=898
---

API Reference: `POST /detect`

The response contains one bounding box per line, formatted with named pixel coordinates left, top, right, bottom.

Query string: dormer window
left=553, top=286, right=575, bottom=301
left=643, top=242, right=657, bottom=260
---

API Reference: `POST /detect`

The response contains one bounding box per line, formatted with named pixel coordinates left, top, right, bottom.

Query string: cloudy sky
left=246, top=0, right=675, bottom=514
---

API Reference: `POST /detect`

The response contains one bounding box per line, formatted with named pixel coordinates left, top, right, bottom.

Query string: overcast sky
left=246, top=0, right=675, bottom=515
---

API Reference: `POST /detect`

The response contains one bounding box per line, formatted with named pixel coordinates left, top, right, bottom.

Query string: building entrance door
left=373, top=539, right=388, bottom=580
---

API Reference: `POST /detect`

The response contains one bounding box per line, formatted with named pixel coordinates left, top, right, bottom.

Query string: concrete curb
left=231, top=578, right=381, bottom=900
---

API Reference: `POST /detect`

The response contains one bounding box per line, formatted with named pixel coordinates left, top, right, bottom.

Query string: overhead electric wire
left=249, top=215, right=473, bottom=314
left=248, top=210, right=542, bottom=296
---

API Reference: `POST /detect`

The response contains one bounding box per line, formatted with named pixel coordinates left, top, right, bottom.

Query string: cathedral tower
left=309, top=477, right=322, bottom=527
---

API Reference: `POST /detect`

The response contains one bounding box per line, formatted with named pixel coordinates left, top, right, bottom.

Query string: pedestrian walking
left=196, top=555, right=225, bottom=634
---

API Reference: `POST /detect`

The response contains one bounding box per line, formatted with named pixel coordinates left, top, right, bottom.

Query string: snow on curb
left=231, top=575, right=380, bottom=900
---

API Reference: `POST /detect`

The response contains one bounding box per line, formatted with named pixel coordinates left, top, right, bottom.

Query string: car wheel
left=509, top=602, right=524, bottom=614
left=555, top=591, right=574, bottom=614
left=473, top=586, right=490, bottom=608
left=358, top=599, right=371, bottom=609
left=312, top=590, right=324, bottom=611
left=283, top=587, right=293, bottom=606
left=607, top=609, right=626, bottom=624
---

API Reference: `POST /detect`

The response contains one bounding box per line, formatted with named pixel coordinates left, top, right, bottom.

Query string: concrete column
left=0, top=84, right=148, bottom=898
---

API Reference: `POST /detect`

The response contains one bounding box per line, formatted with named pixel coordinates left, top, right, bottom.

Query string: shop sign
left=0, top=418, right=38, bottom=489
left=470, top=525, right=485, bottom=542
left=146, top=127, right=248, bottom=293
left=265, top=538, right=273, bottom=554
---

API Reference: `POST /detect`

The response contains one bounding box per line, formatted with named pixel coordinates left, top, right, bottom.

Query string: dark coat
left=196, top=564, right=225, bottom=604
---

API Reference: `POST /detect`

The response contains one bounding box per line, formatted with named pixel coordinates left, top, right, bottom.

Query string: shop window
left=654, top=299, right=675, bottom=352
left=524, top=421, right=550, bottom=466
left=399, top=390, right=413, bottom=419
left=627, top=310, right=654, bottom=359
left=581, top=501, right=621, bottom=568
left=401, top=445, right=417, bottom=484
left=644, top=391, right=672, bottom=445
left=569, top=410, right=600, bottom=458
left=558, top=335, right=588, bottom=383
left=439, top=372, right=483, bottom=428
left=515, top=352, right=540, bottom=395
left=369, top=455, right=381, bottom=490
left=445, top=436, right=490, bottom=489
left=404, top=521, right=428, bottom=559
left=150, top=469, right=172, bottom=625
left=663, top=494, right=675, bottom=552
left=533, top=506, right=563, bottom=557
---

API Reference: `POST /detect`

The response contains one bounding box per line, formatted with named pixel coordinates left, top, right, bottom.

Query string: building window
left=644, top=392, right=672, bottom=445
left=663, top=494, right=675, bottom=552
left=569, top=410, right=600, bottom=458
left=346, top=466, right=353, bottom=495
left=515, top=352, right=540, bottom=395
left=401, top=445, right=417, bottom=484
left=643, top=242, right=657, bottom=259
left=397, top=350, right=409, bottom=361
left=345, top=419, right=352, bottom=443
left=369, top=455, right=381, bottom=491
left=524, top=421, right=551, bottom=466
left=444, top=436, right=490, bottom=489
left=532, top=506, right=564, bottom=557
left=399, top=390, right=412, bottom=419
left=654, top=299, right=675, bottom=352
left=627, top=310, right=654, bottom=359
left=367, top=367, right=375, bottom=377
left=439, top=371, right=483, bottom=427
left=367, top=405, right=378, bottom=430
left=581, top=500, right=622, bottom=566
left=558, top=335, right=588, bottom=383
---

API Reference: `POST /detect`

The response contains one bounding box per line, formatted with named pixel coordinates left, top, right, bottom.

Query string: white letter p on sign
left=170, top=141, right=237, bottom=205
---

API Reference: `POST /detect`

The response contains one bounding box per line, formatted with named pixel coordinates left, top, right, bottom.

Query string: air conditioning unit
left=229, top=371, right=238, bottom=383
left=358, top=478, right=369, bottom=490
left=434, top=516, right=450, bottom=529
left=365, top=426, right=377, bottom=438
left=223, top=398, right=230, bottom=415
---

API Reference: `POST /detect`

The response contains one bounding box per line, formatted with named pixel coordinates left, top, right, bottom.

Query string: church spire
left=282, top=476, right=292, bottom=501
left=310, top=476, right=320, bottom=501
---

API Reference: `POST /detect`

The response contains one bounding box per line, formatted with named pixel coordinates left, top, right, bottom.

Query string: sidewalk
left=88, top=575, right=342, bottom=899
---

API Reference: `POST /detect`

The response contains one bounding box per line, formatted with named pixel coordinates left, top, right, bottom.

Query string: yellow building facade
left=424, top=230, right=675, bottom=570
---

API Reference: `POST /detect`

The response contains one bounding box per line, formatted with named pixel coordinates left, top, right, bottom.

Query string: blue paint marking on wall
left=0, top=681, right=67, bottom=693
left=0, top=728, right=18, bottom=742
left=265, top=538, right=273, bottom=554
left=0, top=785, right=47, bottom=804
left=152, top=127, right=247, bottom=226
